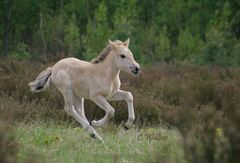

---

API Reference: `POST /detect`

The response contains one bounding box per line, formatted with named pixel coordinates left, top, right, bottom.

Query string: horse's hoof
left=122, top=124, right=129, bottom=131
left=89, top=133, right=104, bottom=143
left=89, top=133, right=96, bottom=139
left=91, top=120, right=98, bottom=127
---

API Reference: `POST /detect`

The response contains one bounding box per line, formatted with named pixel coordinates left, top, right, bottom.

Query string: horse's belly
left=72, top=79, right=90, bottom=98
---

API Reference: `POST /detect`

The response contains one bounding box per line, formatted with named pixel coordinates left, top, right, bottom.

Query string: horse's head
left=109, top=38, right=141, bottom=75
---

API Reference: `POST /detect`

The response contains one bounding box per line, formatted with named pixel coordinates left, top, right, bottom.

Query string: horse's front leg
left=90, top=95, right=115, bottom=127
left=110, top=90, right=135, bottom=130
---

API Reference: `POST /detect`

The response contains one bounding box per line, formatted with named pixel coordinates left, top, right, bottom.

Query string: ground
left=14, top=122, right=186, bottom=163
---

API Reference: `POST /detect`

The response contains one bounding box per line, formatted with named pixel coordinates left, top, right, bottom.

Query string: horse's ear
left=123, top=38, right=130, bottom=47
left=108, top=39, right=117, bottom=50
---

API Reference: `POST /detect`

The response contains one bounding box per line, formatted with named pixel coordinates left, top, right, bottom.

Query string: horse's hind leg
left=63, top=90, right=103, bottom=142
left=52, top=70, right=103, bottom=141
left=74, top=96, right=88, bottom=122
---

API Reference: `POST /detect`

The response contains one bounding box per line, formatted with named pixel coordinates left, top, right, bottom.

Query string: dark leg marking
left=122, top=124, right=129, bottom=131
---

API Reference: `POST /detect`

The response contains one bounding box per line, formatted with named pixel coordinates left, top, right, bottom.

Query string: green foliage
left=112, top=0, right=137, bottom=39
left=45, top=14, right=65, bottom=55
left=197, top=27, right=240, bottom=66
left=64, top=14, right=80, bottom=56
left=0, top=0, right=239, bottom=66
left=11, top=42, right=31, bottom=60
left=176, top=28, right=203, bottom=61
left=83, top=1, right=111, bottom=60
left=155, top=26, right=171, bottom=62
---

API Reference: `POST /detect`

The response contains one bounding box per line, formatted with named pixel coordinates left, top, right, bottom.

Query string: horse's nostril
left=135, top=67, right=140, bottom=72
left=130, top=66, right=140, bottom=75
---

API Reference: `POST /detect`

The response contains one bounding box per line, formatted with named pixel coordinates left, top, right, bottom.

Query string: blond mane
left=91, top=40, right=123, bottom=64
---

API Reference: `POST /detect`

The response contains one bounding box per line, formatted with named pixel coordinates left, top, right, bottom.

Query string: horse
left=29, top=38, right=141, bottom=142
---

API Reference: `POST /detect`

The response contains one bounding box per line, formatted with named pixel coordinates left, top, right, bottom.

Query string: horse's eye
left=120, top=54, right=126, bottom=59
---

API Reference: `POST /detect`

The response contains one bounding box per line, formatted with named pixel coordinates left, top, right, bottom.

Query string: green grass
left=13, top=122, right=186, bottom=163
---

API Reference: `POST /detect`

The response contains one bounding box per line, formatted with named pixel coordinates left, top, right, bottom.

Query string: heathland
left=0, top=60, right=239, bottom=162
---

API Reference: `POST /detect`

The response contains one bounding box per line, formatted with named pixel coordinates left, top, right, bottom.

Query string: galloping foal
left=29, top=39, right=141, bottom=142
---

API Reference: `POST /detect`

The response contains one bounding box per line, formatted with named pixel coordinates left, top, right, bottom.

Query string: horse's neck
left=99, top=53, right=120, bottom=81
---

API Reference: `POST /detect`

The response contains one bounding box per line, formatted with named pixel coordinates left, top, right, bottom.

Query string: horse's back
left=56, top=57, right=89, bottom=67
left=52, top=57, right=89, bottom=73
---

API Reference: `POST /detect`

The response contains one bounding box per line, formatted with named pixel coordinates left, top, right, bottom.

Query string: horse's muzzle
left=131, top=66, right=141, bottom=75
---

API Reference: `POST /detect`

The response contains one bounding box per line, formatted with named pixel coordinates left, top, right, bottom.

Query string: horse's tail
left=29, top=67, right=52, bottom=92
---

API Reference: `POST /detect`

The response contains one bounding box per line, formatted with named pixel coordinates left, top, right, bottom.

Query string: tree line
left=0, top=0, right=239, bottom=66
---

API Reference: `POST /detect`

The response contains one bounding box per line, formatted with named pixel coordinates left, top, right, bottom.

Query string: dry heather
left=0, top=126, right=18, bottom=163
left=0, top=59, right=240, bottom=162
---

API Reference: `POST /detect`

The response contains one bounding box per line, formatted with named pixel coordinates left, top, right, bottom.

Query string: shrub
left=0, top=127, right=18, bottom=163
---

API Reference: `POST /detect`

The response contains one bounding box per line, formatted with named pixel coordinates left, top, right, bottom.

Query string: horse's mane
left=91, top=40, right=123, bottom=64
